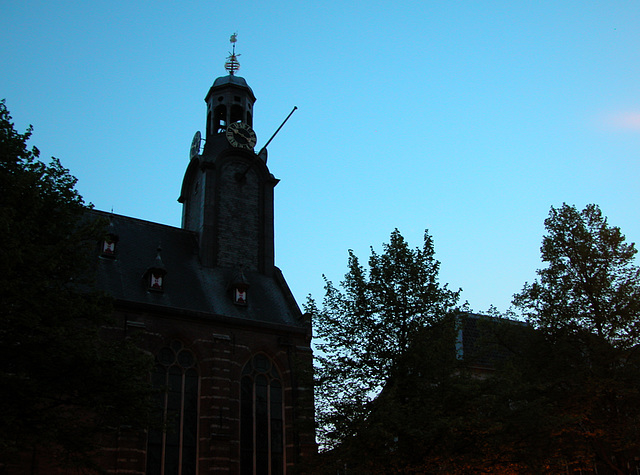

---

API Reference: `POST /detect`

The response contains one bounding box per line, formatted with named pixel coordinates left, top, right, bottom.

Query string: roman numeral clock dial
left=226, top=122, right=257, bottom=150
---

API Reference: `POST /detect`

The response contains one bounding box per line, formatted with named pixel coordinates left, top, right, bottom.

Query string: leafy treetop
left=514, top=203, right=640, bottom=348
left=0, top=100, right=154, bottom=472
left=310, top=229, right=461, bottom=450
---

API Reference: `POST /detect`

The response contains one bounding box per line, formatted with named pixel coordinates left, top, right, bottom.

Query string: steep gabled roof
left=90, top=209, right=304, bottom=328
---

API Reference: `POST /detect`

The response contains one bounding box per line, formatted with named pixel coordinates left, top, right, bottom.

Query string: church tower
left=86, top=36, right=315, bottom=475
left=179, top=35, right=277, bottom=275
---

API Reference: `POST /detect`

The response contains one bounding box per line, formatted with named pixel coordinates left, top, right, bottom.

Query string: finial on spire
left=225, top=32, right=241, bottom=75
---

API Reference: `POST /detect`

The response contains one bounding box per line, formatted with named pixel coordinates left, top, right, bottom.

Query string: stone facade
left=88, top=66, right=315, bottom=474
left=95, top=302, right=314, bottom=474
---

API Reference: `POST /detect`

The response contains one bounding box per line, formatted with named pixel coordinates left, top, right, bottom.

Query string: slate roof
left=206, top=74, right=256, bottom=102
left=212, top=75, right=254, bottom=92
left=90, top=209, right=304, bottom=328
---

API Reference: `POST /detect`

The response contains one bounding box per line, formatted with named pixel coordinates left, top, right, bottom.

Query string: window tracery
left=240, top=354, right=284, bottom=475
left=147, top=340, right=198, bottom=475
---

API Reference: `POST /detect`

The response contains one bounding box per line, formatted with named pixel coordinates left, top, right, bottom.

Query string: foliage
left=509, top=203, right=640, bottom=472
left=309, top=229, right=461, bottom=454
left=0, top=100, right=154, bottom=471
left=310, top=206, right=640, bottom=474
left=323, top=315, right=493, bottom=474
left=514, top=203, right=640, bottom=347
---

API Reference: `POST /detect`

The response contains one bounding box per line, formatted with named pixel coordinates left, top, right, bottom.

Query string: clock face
left=189, top=131, right=201, bottom=159
left=226, top=122, right=257, bottom=150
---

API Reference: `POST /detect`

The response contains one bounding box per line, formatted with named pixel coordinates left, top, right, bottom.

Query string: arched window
left=147, top=341, right=198, bottom=475
left=240, top=354, right=284, bottom=475
left=230, top=104, right=244, bottom=124
left=214, top=105, right=227, bottom=133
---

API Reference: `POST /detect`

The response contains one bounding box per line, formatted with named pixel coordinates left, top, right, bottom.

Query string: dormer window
left=144, top=247, right=167, bottom=292
left=230, top=268, right=249, bottom=306
left=101, top=233, right=119, bottom=258
left=233, top=284, right=248, bottom=305
left=149, top=271, right=165, bottom=290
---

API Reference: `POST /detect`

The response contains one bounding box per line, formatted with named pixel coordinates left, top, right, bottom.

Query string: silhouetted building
left=92, top=42, right=315, bottom=474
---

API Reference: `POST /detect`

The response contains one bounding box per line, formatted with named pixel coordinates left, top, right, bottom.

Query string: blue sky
left=2, top=1, right=639, bottom=314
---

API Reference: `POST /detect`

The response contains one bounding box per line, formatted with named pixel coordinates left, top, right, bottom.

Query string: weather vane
left=225, top=33, right=240, bottom=75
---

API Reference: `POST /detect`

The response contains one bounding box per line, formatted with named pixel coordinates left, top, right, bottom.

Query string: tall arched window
left=214, top=104, right=227, bottom=133
left=147, top=341, right=199, bottom=475
left=240, top=354, right=284, bottom=475
left=230, top=104, right=244, bottom=124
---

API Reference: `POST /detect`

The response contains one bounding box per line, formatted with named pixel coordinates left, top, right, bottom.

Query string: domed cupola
left=202, top=34, right=256, bottom=156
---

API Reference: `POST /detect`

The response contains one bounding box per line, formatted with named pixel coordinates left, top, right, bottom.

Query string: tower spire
left=224, top=33, right=240, bottom=75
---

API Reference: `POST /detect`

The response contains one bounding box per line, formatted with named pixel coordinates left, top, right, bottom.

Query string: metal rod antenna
left=258, top=106, right=297, bottom=156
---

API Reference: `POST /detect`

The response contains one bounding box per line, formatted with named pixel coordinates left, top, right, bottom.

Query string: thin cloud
left=601, top=112, right=640, bottom=131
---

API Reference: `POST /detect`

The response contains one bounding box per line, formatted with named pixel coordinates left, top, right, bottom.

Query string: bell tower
left=178, top=35, right=278, bottom=275
left=202, top=35, right=256, bottom=157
